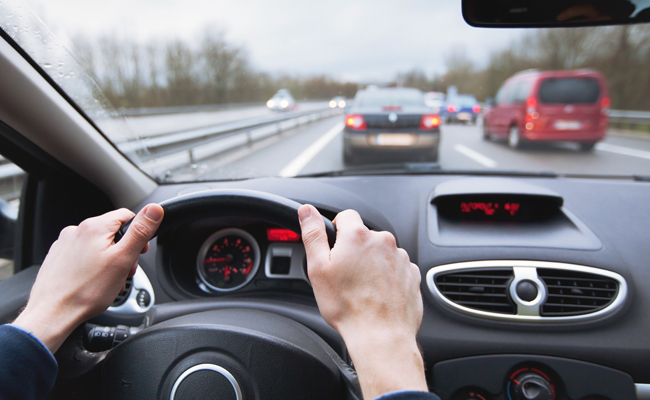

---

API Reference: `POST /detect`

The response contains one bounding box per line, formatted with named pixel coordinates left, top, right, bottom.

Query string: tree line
left=398, top=25, right=650, bottom=111
left=72, top=25, right=650, bottom=111
left=71, top=29, right=358, bottom=109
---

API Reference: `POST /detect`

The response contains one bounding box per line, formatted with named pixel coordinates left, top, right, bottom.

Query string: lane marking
left=453, top=144, right=498, bottom=168
left=279, top=122, right=345, bottom=177
left=596, top=143, right=650, bottom=161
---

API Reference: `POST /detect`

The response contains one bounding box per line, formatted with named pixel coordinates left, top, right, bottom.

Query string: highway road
left=167, top=115, right=650, bottom=182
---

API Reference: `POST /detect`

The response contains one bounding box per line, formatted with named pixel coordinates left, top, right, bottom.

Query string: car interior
left=0, top=0, right=650, bottom=399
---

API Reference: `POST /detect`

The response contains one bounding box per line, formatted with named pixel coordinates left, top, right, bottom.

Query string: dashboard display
left=196, top=228, right=260, bottom=292
left=434, top=194, right=561, bottom=221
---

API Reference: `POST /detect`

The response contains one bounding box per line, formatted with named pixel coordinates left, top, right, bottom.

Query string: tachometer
left=196, top=228, right=261, bottom=292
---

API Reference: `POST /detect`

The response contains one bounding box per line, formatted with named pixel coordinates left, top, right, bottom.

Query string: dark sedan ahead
left=343, top=87, right=441, bottom=164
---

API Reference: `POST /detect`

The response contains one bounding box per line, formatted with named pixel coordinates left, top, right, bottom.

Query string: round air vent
left=426, top=261, right=627, bottom=323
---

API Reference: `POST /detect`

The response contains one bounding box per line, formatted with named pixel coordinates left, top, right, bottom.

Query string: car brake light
left=526, top=97, right=537, bottom=114
left=267, top=228, right=301, bottom=242
left=601, top=97, right=611, bottom=115
left=420, top=114, right=441, bottom=129
left=345, top=114, right=367, bottom=130
left=472, top=104, right=481, bottom=113
left=447, top=105, right=456, bottom=113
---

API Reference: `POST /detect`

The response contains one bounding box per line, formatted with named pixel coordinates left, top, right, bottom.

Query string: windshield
left=539, top=78, right=601, bottom=104
left=1, top=0, right=650, bottom=181
left=357, top=90, right=425, bottom=108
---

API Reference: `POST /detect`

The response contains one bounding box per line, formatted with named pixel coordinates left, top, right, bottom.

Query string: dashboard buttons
left=137, top=290, right=151, bottom=307
left=509, top=369, right=555, bottom=400
left=516, top=280, right=538, bottom=302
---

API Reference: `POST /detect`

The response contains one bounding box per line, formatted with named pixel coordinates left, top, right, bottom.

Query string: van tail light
left=472, top=104, right=481, bottom=113
left=526, top=97, right=537, bottom=114
left=420, top=114, right=441, bottom=129
left=345, top=114, right=367, bottom=130
left=447, top=104, right=456, bottom=113
left=601, top=97, right=611, bottom=115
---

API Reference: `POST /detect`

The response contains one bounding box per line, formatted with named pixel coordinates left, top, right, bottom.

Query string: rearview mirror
left=462, top=0, right=650, bottom=28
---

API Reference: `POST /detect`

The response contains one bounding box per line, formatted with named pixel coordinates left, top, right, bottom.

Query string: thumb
left=298, top=205, right=330, bottom=273
left=117, top=204, right=164, bottom=256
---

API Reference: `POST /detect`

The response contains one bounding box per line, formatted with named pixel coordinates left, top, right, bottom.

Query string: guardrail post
left=246, top=131, right=252, bottom=147
left=189, top=149, right=195, bottom=165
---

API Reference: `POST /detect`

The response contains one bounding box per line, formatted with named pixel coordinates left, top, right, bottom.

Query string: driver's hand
left=298, top=205, right=428, bottom=399
left=13, top=204, right=164, bottom=353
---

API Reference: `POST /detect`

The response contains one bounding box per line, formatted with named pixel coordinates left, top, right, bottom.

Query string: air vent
left=112, top=277, right=133, bottom=307
left=427, top=261, right=628, bottom=323
left=538, top=268, right=619, bottom=316
left=434, top=269, right=515, bottom=314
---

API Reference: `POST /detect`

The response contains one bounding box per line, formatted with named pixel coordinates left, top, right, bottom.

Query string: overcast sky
left=23, top=0, right=528, bottom=82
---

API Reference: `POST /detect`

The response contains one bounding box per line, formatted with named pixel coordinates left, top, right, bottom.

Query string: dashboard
left=111, top=175, right=650, bottom=400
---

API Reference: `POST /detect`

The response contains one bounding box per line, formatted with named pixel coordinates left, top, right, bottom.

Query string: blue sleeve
left=376, top=390, right=441, bottom=400
left=0, top=324, right=58, bottom=400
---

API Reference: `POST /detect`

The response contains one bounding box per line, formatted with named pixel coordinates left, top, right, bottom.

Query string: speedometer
left=196, top=228, right=261, bottom=292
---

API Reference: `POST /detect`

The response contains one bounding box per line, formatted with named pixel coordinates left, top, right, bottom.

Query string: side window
left=495, top=84, right=507, bottom=105
left=0, top=157, right=23, bottom=282
left=511, top=80, right=534, bottom=104
left=504, top=82, right=518, bottom=104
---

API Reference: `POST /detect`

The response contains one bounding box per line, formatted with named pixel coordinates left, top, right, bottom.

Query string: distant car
left=266, top=89, right=296, bottom=111
left=329, top=96, right=347, bottom=109
left=443, top=94, right=481, bottom=124
left=343, top=87, right=441, bottom=164
left=424, top=91, right=446, bottom=114
left=483, top=69, right=609, bottom=150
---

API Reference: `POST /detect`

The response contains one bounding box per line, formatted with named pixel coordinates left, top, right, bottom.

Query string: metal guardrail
left=118, top=102, right=266, bottom=117
left=607, top=110, right=650, bottom=127
left=125, top=107, right=340, bottom=179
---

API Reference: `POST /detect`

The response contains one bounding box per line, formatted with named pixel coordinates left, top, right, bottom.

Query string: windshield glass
left=539, top=78, right=601, bottom=104
left=1, top=0, right=650, bottom=181
left=357, top=90, right=425, bottom=108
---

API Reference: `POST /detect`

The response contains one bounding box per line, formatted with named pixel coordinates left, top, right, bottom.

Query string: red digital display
left=460, top=202, right=521, bottom=217
left=267, top=228, right=301, bottom=242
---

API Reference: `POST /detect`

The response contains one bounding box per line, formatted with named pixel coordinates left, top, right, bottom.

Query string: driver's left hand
left=12, top=204, right=163, bottom=353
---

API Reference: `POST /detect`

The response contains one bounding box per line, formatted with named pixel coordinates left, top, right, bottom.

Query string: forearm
left=13, top=303, right=82, bottom=354
left=341, top=329, right=428, bottom=399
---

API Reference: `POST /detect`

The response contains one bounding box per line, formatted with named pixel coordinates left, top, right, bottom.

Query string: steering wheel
left=55, top=190, right=361, bottom=400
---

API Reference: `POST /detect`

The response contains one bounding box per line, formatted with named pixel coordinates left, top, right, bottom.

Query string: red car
left=483, top=69, right=610, bottom=151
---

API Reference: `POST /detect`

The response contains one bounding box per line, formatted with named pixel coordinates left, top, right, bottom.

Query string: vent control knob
left=516, top=280, right=539, bottom=302
left=510, top=372, right=554, bottom=400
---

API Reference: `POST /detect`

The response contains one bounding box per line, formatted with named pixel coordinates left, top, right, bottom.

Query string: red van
left=483, top=69, right=610, bottom=151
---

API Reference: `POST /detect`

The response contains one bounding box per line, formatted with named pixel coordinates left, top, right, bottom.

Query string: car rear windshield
left=538, top=78, right=601, bottom=104
left=357, top=90, right=425, bottom=107
left=455, top=95, right=478, bottom=106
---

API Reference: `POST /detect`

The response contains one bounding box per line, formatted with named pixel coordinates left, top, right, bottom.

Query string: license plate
left=457, top=112, right=471, bottom=120
left=375, top=134, right=416, bottom=146
left=554, top=120, right=582, bottom=130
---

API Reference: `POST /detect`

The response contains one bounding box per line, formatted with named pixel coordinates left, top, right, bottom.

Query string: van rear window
left=538, top=78, right=600, bottom=104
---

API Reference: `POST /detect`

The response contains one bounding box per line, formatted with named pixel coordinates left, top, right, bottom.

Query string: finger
left=140, top=242, right=150, bottom=254
left=116, top=204, right=164, bottom=256
left=298, top=205, right=330, bottom=272
left=332, top=209, right=368, bottom=240
left=128, top=260, right=138, bottom=278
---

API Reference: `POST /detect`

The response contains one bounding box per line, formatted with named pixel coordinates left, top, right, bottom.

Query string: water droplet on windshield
left=42, top=63, right=52, bottom=69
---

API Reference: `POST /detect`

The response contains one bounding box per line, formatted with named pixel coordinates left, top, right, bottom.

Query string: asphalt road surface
left=169, top=115, right=650, bottom=181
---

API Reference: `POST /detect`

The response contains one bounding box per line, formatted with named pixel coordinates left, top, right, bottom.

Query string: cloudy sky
left=23, top=0, right=528, bottom=82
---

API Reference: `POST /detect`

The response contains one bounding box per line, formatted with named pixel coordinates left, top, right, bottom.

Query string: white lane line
left=596, top=143, right=650, bottom=161
left=279, top=122, right=345, bottom=177
left=453, top=144, right=498, bottom=168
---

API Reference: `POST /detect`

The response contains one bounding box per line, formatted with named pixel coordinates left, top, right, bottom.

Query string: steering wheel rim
left=119, top=189, right=337, bottom=247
